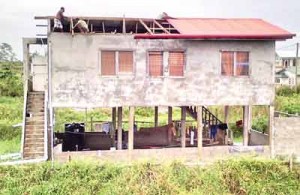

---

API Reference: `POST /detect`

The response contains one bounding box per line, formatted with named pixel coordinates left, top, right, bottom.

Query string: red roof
left=135, top=18, right=294, bottom=40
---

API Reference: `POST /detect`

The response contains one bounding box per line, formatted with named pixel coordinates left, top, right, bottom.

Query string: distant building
left=275, top=66, right=300, bottom=86
left=275, top=50, right=297, bottom=72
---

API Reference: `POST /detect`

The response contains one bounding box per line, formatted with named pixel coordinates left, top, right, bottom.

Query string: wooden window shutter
left=236, top=52, right=249, bottom=76
left=101, top=51, right=116, bottom=75
left=148, top=51, right=163, bottom=76
left=119, top=51, right=133, bottom=73
left=169, top=51, right=184, bottom=76
left=221, top=51, right=234, bottom=76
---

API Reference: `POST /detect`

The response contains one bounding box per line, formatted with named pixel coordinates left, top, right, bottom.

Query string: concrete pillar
left=197, top=106, right=203, bottom=158
left=168, top=106, right=173, bottom=124
left=117, top=107, right=123, bottom=150
left=181, top=107, right=186, bottom=148
left=111, top=107, right=116, bottom=147
left=128, top=106, right=135, bottom=150
left=268, top=105, right=275, bottom=158
left=154, top=106, right=158, bottom=127
left=242, top=106, right=250, bottom=146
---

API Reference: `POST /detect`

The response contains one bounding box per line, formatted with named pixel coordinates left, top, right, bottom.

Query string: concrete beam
left=117, top=107, right=123, bottom=150
left=268, top=105, right=275, bottom=158
left=128, top=106, right=135, bottom=150
left=181, top=107, right=186, bottom=148
left=243, top=106, right=250, bottom=146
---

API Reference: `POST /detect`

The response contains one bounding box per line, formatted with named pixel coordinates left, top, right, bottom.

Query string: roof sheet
left=136, top=18, right=294, bottom=40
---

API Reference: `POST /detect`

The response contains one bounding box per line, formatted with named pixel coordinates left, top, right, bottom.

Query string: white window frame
left=220, top=51, right=250, bottom=77
left=99, top=50, right=135, bottom=77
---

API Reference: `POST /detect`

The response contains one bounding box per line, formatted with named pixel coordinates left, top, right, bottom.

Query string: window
left=119, top=51, right=133, bottom=73
left=221, top=51, right=249, bottom=76
left=148, top=51, right=163, bottom=76
left=101, top=51, right=116, bottom=75
left=169, top=51, right=184, bottom=76
left=100, top=51, right=134, bottom=75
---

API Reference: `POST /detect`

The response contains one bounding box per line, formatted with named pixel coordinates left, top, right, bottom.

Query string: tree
left=0, top=43, right=17, bottom=62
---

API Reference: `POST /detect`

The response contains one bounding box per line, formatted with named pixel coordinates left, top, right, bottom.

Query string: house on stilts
left=22, top=14, right=295, bottom=162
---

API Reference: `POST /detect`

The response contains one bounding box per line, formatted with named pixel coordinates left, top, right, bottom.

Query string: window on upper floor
left=148, top=51, right=163, bottom=77
left=148, top=51, right=185, bottom=77
left=221, top=51, right=249, bottom=76
left=100, top=51, right=134, bottom=76
left=169, top=51, right=185, bottom=76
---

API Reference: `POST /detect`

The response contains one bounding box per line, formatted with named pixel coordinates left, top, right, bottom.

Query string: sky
left=0, top=0, right=299, bottom=60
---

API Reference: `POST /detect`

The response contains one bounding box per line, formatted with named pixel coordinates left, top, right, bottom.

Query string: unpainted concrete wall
left=274, top=117, right=300, bottom=157
left=249, top=129, right=269, bottom=145
left=49, top=33, right=275, bottom=108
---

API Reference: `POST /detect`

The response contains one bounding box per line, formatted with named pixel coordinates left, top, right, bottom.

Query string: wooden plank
left=168, top=107, right=172, bottom=124
left=117, top=107, right=123, bottom=150
left=128, top=106, right=135, bottom=150
left=197, top=106, right=203, bottom=158
left=139, top=19, right=153, bottom=34
left=153, top=20, right=170, bottom=34
left=122, top=16, right=126, bottom=34
left=154, top=106, right=158, bottom=127
left=70, top=18, right=74, bottom=36
left=181, top=107, right=186, bottom=148
left=102, top=22, right=105, bottom=33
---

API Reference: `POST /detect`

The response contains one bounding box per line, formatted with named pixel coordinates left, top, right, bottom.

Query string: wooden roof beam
left=139, top=19, right=153, bottom=34
left=153, top=20, right=170, bottom=34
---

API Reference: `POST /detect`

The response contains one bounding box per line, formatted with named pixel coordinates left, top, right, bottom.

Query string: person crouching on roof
left=73, top=18, right=89, bottom=33
left=54, top=7, right=66, bottom=32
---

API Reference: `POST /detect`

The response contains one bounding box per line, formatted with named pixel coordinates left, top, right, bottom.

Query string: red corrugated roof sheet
left=135, top=18, right=294, bottom=40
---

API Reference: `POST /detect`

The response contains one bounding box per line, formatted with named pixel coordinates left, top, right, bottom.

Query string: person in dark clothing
left=54, top=7, right=66, bottom=32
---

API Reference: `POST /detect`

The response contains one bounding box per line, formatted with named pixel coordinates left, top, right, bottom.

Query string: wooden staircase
left=186, top=106, right=222, bottom=126
left=23, top=92, right=45, bottom=160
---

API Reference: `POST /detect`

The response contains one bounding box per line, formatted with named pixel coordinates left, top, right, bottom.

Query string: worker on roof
left=73, top=18, right=89, bottom=33
left=54, top=7, right=66, bottom=32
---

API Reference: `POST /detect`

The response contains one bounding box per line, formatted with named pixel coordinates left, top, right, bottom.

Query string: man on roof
left=54, top=7, right=66, bottom=32
left=73, top=18, right=89, bottom=33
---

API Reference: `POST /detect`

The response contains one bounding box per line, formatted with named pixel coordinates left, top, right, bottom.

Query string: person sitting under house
left=73, top=18, right=89, bottom=33
left=54, top=7, right=66, bottom=32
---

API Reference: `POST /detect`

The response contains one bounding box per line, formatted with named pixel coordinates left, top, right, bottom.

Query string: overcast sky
left=0, top=0, right=299, bottom=60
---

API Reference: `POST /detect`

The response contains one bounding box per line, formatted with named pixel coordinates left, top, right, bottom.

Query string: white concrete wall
left=49, top=33, right=275, bottom=108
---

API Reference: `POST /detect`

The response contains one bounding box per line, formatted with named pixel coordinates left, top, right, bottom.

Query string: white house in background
left=275, top=66, right=300, bottom=86
left=275, top=50, right=297, bottom=71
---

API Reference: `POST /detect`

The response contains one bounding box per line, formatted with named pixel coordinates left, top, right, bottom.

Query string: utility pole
left=296, top=42, right=299, bottom=91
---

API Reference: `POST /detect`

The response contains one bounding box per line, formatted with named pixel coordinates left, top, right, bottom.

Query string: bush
left=0, top=61, right=23, bottom=97
left=276, top=85, right=300, bottom=96
left=252, top=116, right=268, bottom=133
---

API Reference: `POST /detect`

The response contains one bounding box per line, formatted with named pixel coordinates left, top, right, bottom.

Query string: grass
left=0, top=135, right=21, bottom=155
left=0, top=158, right=299, bottom=194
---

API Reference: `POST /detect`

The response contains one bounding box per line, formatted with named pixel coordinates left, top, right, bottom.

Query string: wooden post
left=181, top=107, right=186, bottom=148
left=111, top=107, right=116, bottom=147
left=243, top=106, right=249, bottom=146
left=168, top=106, right=173, bottom=124
left=268, top=105, right=275, bottom=158
left=197, top=106, right=203, bottom=158
left=117, top=107, right=123, bottom=150
left=154, top=106, right=158, bottom=127
left=224, top=105, right=229, bottom=144
left=128, top=106, right=135, bottom=150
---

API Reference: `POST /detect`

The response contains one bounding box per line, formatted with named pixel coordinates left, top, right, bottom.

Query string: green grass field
left=0, top=158, right=299, bottom=194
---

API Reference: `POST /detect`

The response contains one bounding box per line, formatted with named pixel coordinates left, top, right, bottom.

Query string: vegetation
left=0, top=158, right=299, bottom=194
